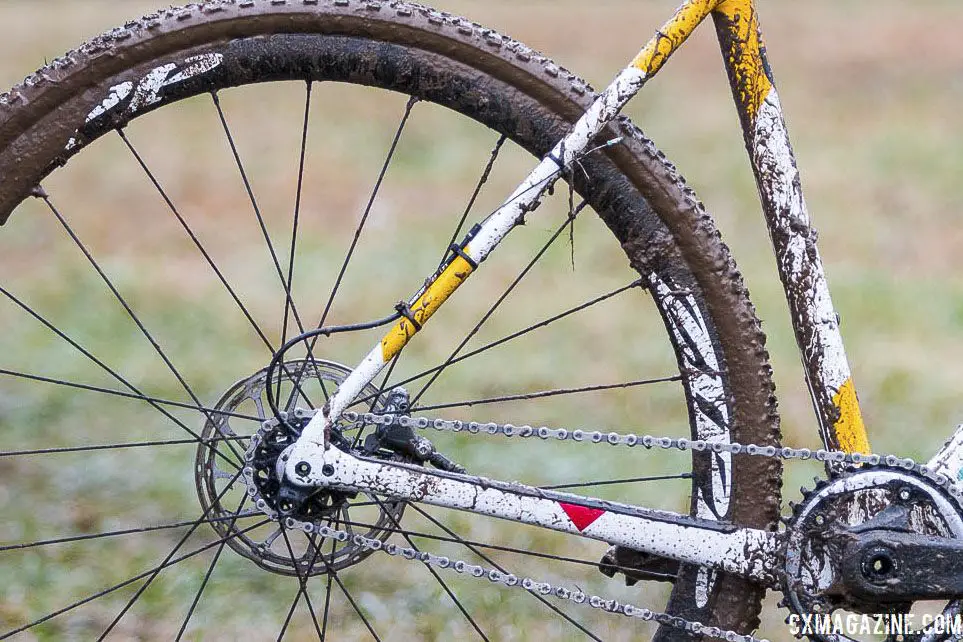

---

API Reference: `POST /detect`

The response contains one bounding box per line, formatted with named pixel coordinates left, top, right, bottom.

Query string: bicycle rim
left=0, top=3, right=781, bottom=639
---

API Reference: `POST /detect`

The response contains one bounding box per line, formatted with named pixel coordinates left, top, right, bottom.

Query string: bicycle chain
left=244, top=409, right=963, bottom=642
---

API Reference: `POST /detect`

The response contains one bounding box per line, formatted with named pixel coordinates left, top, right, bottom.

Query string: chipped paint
left=632, top=0, right=717, bottom=76
left=832, top=378, right=870, bottom=454
left=747, top=86, right=868, bottom=454
left=651, top=273, right=732, bottom=606
left=695, top=567, right=714, bottom=608
left=64, top=81, right=134, bottom=151
left=289, top=444, right=779, bottom=583
left=297, top=63, right=650, bottom=448
left=713, top=0, right=772, bottom=121
left=380, top=254, right=475, bottom=361
left=713, top=0, right=869, bottom=454
left=926, top=424, right=963, bottom=484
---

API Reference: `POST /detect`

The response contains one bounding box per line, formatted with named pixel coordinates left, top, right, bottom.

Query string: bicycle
left=1, top=1, right=960, bottom=640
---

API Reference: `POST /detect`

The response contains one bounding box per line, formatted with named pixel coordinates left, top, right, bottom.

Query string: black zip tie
left=547, top=139, right=567, bottom=169
left=447, top=243, right=478, bottom=269
left=394, top=301, right=422, bottom=331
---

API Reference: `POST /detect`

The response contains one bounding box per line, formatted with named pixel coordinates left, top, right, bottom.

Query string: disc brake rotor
left=195, top=358, right=404, bottom=576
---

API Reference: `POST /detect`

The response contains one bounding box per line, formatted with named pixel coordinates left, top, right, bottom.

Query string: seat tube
left=712, top=0, right=871, bottom=463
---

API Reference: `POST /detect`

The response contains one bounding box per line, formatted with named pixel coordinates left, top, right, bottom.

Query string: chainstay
left=290, top=518, right=768, bottom=642
left=261, top=410, right=963, bottom=642
left=249, top=414, right=768, bottom=642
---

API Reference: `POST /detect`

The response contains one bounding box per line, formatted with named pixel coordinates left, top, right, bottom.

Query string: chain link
left=341, top=411, right=956, bottom=494
left=278, top=518, right=762, bottom=642
left=247, top=409, right=963, bottom=642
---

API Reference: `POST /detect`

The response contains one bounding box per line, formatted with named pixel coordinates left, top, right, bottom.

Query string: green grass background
left=1, top=1, right=962, bottom=640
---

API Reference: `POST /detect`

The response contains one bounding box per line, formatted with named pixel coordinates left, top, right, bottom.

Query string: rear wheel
left=0, top=2, right=781, bottom=639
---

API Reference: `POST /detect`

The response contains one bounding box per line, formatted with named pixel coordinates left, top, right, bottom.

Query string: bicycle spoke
left=541, top=473, right=692, bottom=491
left=437, top=134, right=507, bottom=269
left=352, top=280, right=644, bottom=408
left=211, top=92, right=307, bottom=335
left=3, top=511, right=267, bottom=639
left=0, top=368, right=259, bottom=424
left=408, top=200, right=590, bottom=408
left=341, top=506, right=356, bottom=538
left=117, top=128, right=274, bottom=353
left=303, top=511, right=383, bottom=641
left=175, top=494, right=250, bottom=640
left=566, top=179, right=577, bottom=269
left=120, top=125, right=321, bottom=413
left=329, top=568, right=382, bottom=642
left=0, top=436, right=249, bottom=458
left=318, top=531, right=338, bottom=641
left=278, top=525, right=325, bottom=641
left=370, top=496, right=489, bottom=641
left=0, top=512, right=259, bottom=553
left=414, top=375, right=682, bottom=412
left=279, top=530, right=328, bottom=642
left=96, top=467, right=247, bottom=639
left=316, top=96, right=418, bottom=330
left=0, top=285, right=243, bottom=471
left=283, top=96, right=420, bottom=414
left=276, top=588, right=300, bottom=642
left=407, top=505, right=605, bottom=642
left=39, top=193, right=250, bottom=467
left=210, top=93, right=334, bottom=410
left=281, top=81, right=313, bottom=350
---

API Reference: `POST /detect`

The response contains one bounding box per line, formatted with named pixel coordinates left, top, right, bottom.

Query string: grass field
left=1, top=1, right=962, bottom=640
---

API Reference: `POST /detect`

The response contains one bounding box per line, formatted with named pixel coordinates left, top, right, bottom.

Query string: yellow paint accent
left=631, top=0, right=718, bottom=76
left=832, top=378, right=871, bottom=455
left=380, top=254, right=475, bottom=362
left=713, top=0, right=772, bottom=121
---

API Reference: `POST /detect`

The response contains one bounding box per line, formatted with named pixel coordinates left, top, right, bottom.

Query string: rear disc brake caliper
left=360, top=388, right=466, bottom=474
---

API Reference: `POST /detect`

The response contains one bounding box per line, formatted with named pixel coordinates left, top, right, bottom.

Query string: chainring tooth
left=780, top=464, right=963, bottom=641
left=195, top=371, right=963, bottom=640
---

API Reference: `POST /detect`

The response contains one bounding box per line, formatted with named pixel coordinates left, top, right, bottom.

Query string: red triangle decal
left=559, top=502, right=605, bottom=532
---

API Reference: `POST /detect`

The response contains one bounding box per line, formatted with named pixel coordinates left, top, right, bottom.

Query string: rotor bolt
left=322, top=464, right=335, bottom=477
left=898, top=487, right=912, bottom=501
left=295, top=461, right=311, bottom=476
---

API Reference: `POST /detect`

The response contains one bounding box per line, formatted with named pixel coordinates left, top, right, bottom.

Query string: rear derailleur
left=272, top=388, right=465, bottom=519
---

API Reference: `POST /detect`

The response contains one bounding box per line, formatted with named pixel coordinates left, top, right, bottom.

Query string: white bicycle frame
left=279, top=0, right=963, bottom=582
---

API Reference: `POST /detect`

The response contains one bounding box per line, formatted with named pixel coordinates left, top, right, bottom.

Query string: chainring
left=782, top=466, right=963, bottom=640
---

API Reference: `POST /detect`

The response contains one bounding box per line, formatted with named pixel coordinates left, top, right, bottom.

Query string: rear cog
left=195, top=358, right=404, bottom=577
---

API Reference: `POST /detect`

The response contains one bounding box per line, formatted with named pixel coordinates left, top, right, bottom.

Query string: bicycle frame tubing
left=292, top=0, right=871, bottom=464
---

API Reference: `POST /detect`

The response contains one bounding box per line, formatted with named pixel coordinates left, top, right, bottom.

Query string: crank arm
left=283, top=442, right=780, bottom=585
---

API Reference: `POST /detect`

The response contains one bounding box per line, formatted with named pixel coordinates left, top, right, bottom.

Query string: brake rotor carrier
left=194, top=358, right=404, bottom=577
left=782, top=466, right=963, bottom=639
